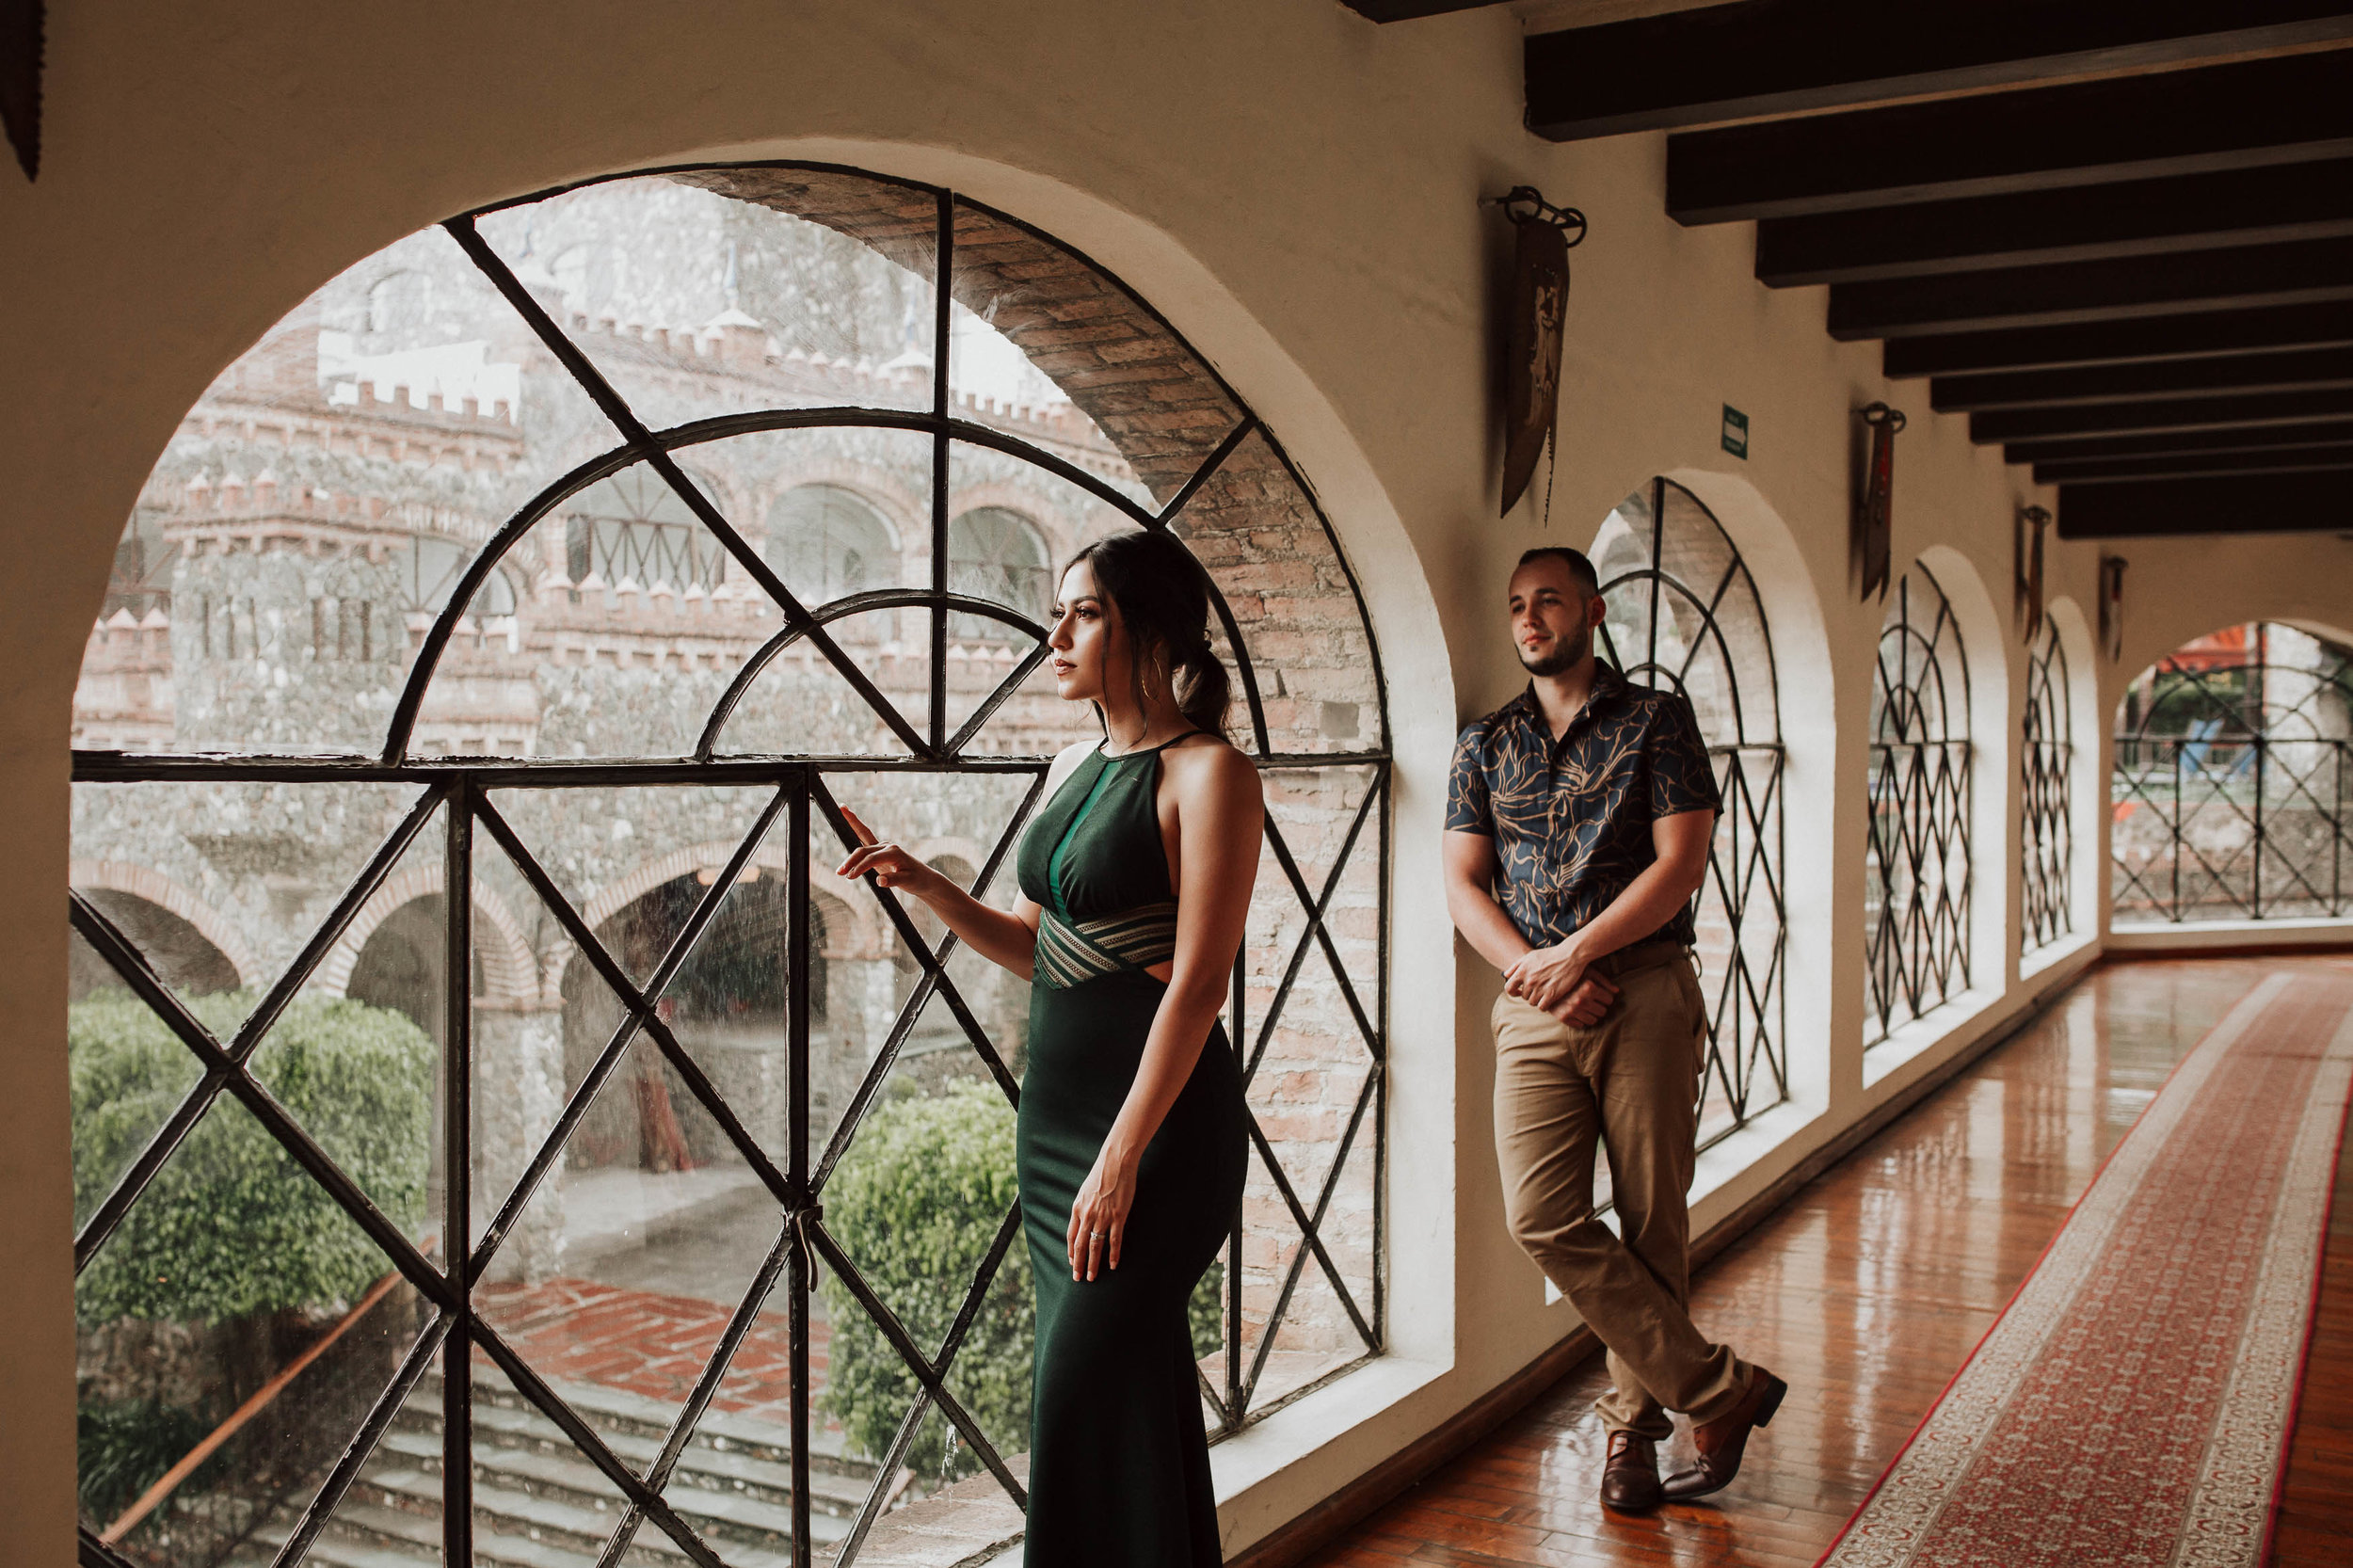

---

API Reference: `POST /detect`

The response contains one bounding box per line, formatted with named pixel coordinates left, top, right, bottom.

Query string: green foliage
left=821, top=1082, right=1030, bottom=1484
left=1189, top=1256, right=1225, bottom=1364
left=71, top=991, right=435, bottom=1327
left=76, top=1399, right=218, bottom=1522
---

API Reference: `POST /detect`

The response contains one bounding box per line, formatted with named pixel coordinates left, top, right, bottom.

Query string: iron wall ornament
left=2099, top=552, right=2128, bottom=662
left=1490, top=185, right=1587, bottom=517
left=63, top=162, right=1393, bottom=1568
left=2015, top=504, right=2051, bottom=645
left=2111, top=623, right=2353, bottom=925
left=1855, top=402, right=1905, bottom=601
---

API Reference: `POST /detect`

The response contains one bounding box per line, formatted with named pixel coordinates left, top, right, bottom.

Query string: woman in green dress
left=838, top=528, right=1257, bottom=1565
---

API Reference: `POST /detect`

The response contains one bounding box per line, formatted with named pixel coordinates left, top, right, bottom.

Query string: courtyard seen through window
left=68, top=165, right=1390, bottom=1568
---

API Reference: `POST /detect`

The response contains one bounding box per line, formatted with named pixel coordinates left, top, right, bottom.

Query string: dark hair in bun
left=1064, top=529, right=1232, bottom=739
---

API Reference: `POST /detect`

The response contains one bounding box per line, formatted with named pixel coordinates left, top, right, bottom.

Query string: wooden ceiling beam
left=2004, top=417, right=2353, bottom=467
left=1531, top=2, right=2353, bottom=142
left=1830, top=236, right=2353, bottom=340
left=1933, top=346, right=2353, bottom=412
left=1340, top=1, right=1498, bottom=20
left=1666, top=49, right=2353, bottom=224
left=1973, top=388, right=2353, bottom=443
left=1756, top=160, right=2353, bottom=287
left=2057, top=470, right=2353, bottom=537
left=1884, top=302, right=2353, bottom=377
left=2033, top=443, right=2353, bottom=486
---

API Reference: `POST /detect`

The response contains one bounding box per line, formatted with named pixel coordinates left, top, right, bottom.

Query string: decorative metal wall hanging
left=2099, top=553, right=2128, bottom=662
left=1855, top=402, right=1905, bottom=601
left=1, top=0, right=40, bottom=180
left=1489, top=185, right=1586, bottom=518
left=2015, top=504, right=2051, bottom=645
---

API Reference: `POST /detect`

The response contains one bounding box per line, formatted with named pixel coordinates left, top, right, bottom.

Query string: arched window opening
left=2112, top=622, right=2353, bottom=923
left=2022, top=620, right=2073, bottom=954
left=947, top=505, right=1051, bottom=642
left=1591, top=479, right=1785, bottom=1149
left=1866, top=565, right=1973, bottom=1046
left=766, top=483, right=897, bottom=606
left=68, top=164, right=1390, bottom=1565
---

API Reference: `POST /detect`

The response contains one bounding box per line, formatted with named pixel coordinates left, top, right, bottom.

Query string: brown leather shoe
left=1660, top=1368, right=1786, bottom=1502
left=1600, top=1431, right=1663, bottom=1513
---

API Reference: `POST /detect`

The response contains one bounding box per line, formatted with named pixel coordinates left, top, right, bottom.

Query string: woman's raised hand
left=835, top=808, right=949, bottom=903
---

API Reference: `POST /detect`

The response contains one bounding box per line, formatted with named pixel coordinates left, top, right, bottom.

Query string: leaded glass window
left=1865, top=565, right=1972, bottom=1045
left=2021, top=619, right=2073, bottom=955
left=2112, top=622, right=2353, bottom=922
left=68, top=164, right=1389, bottom=1568
left=1592, top=479, right=1785, bottom=1149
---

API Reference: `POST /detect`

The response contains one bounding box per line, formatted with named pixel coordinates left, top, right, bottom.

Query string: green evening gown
left=1015, top=734, right=1248, bottom=1566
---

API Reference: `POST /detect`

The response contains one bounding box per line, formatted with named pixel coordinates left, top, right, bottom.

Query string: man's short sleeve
left=1647, top=696, right=1723, bottom=818
left=1446, top=724, right=1495, bottom=835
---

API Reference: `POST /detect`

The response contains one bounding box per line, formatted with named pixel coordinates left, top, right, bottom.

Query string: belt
left=1587, top=937, right=1689, bottom=980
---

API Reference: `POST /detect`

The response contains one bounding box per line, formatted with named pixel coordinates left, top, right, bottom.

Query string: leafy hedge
left=71, top=990, right=436, bottom=1326
left=822, top=1081, right=1032, bottom=1484
left=821, top=1081, right=1232, bottom=1485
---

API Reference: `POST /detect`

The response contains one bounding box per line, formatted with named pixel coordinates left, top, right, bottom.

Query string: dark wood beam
left=2033, top=443, right=2353, bottom=485
left=1933, top=346, right=2353, bottom=412
left=1529, top=2, right=2353, bottom=142
left=2057, top=471, right=2353, bottom=537
left=2006, top=417, right=2353, bottom=467
left=1756, top=160, right=2353, bottom=287
left=1340, top=1, right=1497, bottom=19
left=1886, top=302, right=2353, bottom=377
left=1973, top=388, right=2353, bottom=444
left=1666, top=50, right=2353, bottom=224
left=1832, top=236, right=2353, bottom=340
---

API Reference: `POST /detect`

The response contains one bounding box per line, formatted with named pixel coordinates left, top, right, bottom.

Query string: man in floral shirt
left=1444, top=547, right=1785, bottom=1515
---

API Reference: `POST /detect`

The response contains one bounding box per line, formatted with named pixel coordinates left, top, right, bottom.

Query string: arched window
left=2113, top=622, right=2353, bottom=923
left=766, top=484, right=897, bottom=604
left=1591, top=479, right=1785, bottom=1147
left=947, top=505, right=1050, bottom=642
left=68, top=165, right=1389, bottom=1565
left=1866, top=564, right=1972, bottom=1045
left=2022, top=619, right=2073, bottom=954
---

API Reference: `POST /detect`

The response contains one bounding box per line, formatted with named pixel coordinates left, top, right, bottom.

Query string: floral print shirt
left=1446, top=664, right=1721, bottom=951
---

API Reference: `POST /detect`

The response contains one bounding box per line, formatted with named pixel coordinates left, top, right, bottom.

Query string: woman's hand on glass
left=836, top=808, right=951, bottom=904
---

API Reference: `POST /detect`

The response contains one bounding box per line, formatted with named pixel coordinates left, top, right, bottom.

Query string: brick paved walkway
left=477, top=1276, right=829, bottom=1427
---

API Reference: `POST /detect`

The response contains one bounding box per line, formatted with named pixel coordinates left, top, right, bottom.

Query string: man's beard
left=1518, top=620, right=1591, bottom=678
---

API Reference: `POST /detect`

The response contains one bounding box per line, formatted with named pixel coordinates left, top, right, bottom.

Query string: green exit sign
left=1721, top=405, right=1750, bottom=459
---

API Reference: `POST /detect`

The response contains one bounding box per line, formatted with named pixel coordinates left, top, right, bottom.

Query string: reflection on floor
left=1306, top=956, right=2353, bottom=1568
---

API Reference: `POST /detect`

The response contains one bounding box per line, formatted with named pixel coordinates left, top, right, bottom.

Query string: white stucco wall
left=7, top=3, right=2351, bottom=1557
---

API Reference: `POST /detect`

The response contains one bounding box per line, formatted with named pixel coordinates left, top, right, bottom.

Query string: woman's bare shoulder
left=1164, top=733, right=1262, bottom=796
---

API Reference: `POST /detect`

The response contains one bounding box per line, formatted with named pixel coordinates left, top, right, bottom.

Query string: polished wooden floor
left=1304, top=956, right=2353, bottom=1568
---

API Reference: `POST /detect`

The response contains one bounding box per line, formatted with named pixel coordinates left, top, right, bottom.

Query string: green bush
left=822, top=1081, right=1032, bottom=1485
left=71, top=990, right=436, bottom=1326
left=76, top=1399, right=217, bottom=1521
left=821, top=1082, right=1238, bottom=1484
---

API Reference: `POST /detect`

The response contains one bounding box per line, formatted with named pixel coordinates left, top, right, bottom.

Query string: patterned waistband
left=1034, top=902, right=1177, bottom=990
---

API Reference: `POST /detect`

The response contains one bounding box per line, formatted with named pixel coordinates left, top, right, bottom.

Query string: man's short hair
left=1515, top=546, right=1601, bottom=599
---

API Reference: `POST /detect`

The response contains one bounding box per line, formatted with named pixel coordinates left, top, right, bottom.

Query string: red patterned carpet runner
left=1820, top=970, right=2353, bottom=1568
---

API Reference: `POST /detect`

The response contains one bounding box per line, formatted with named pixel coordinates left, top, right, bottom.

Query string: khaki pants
left=1492, top=947, right=1752, bottom=1436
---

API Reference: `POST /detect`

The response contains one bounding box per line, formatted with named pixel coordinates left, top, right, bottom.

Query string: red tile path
left=476, top=1277, right=829, bottom=1427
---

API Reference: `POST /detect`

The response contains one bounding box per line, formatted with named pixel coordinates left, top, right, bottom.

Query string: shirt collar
left=1506, top=662, right=1629, bottom=739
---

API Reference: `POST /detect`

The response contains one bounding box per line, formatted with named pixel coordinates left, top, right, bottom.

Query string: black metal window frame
left=1865, top=564, right=1973, bottom=1047
left=2022, top=617, right=2073, bottom=954
left=70, top=161, right=1393, bottom=1568
left=2111, top=622, right=2353, bottom=923
left=1593, top=477, right=1787, bottom=1150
